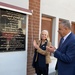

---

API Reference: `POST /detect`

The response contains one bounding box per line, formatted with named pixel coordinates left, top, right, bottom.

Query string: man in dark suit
left=46, top=20, right=75, bottom=75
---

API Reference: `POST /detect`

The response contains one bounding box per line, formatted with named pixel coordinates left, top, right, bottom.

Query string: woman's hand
left=33, top=40, right=39, bottom=49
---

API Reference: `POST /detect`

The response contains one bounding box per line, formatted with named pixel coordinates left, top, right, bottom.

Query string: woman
left=32, top=30, right=51, bottom=75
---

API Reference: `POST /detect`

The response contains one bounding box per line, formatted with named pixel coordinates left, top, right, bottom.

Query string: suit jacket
left=54, top=33, right=75, bottom=75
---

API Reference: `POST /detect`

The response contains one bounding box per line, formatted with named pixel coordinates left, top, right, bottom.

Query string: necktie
left=59, top=37, right=64, bottom=47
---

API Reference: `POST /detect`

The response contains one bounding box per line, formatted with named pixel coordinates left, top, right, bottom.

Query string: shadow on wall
left=49, top=72, right=56, bottom=75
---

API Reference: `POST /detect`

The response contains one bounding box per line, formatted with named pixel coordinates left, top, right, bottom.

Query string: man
left=9, top=28, right=25, bottom=51
left=15, top=28, right=25, bottom=50
left=46, top=20, right=75, bottom=75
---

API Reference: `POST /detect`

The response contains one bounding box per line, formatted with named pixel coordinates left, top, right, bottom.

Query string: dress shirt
left=63, top=31, right=71, bottom=43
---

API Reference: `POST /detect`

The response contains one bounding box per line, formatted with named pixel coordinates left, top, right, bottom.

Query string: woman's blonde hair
left=41, top=30, right=50, bottom=42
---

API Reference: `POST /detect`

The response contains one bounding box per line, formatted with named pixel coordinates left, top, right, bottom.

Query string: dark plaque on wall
left=0, top=8, right=26, bottom=52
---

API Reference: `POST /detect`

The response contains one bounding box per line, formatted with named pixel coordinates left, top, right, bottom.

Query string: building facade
left=0, top=0, right=75, bottom=75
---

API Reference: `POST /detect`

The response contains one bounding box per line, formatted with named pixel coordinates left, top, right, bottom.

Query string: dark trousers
left=36, top=64, right=49, bottom=75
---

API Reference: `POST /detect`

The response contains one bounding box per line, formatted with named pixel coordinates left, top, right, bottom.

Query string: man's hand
left=33, top=40, right=39, bottom=49
left=46, top=45, right=56, bottom=53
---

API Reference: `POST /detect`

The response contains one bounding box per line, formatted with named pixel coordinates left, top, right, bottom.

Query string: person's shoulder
left=47, top=41, right=51, bottom=46
left=70, top=33, right=75, bottom=40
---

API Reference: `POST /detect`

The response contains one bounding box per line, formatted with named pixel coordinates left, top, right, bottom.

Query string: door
left=41, top=15, right=52, bottom=42
left=71, top=22, right=75, bottom=34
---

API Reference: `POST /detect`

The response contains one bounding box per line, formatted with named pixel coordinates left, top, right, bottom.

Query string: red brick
left=27, top=0, right=40, bottom=75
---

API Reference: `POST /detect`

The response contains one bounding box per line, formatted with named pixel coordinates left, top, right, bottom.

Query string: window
left=0, top=8, right=26, bottom=52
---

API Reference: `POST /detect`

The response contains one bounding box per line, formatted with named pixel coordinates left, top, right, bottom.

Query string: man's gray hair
left=60, top=20, right=71, bottom=29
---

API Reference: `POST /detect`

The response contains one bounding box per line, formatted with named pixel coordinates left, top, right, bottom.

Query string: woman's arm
left=33, top=40, right=51, bottom=55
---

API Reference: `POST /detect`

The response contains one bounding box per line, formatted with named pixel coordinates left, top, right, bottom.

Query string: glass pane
left=0, top=8, right=26, bottom=52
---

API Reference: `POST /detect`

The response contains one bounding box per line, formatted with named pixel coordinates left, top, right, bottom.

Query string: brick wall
left=27, top=0, right=40, bottom=75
